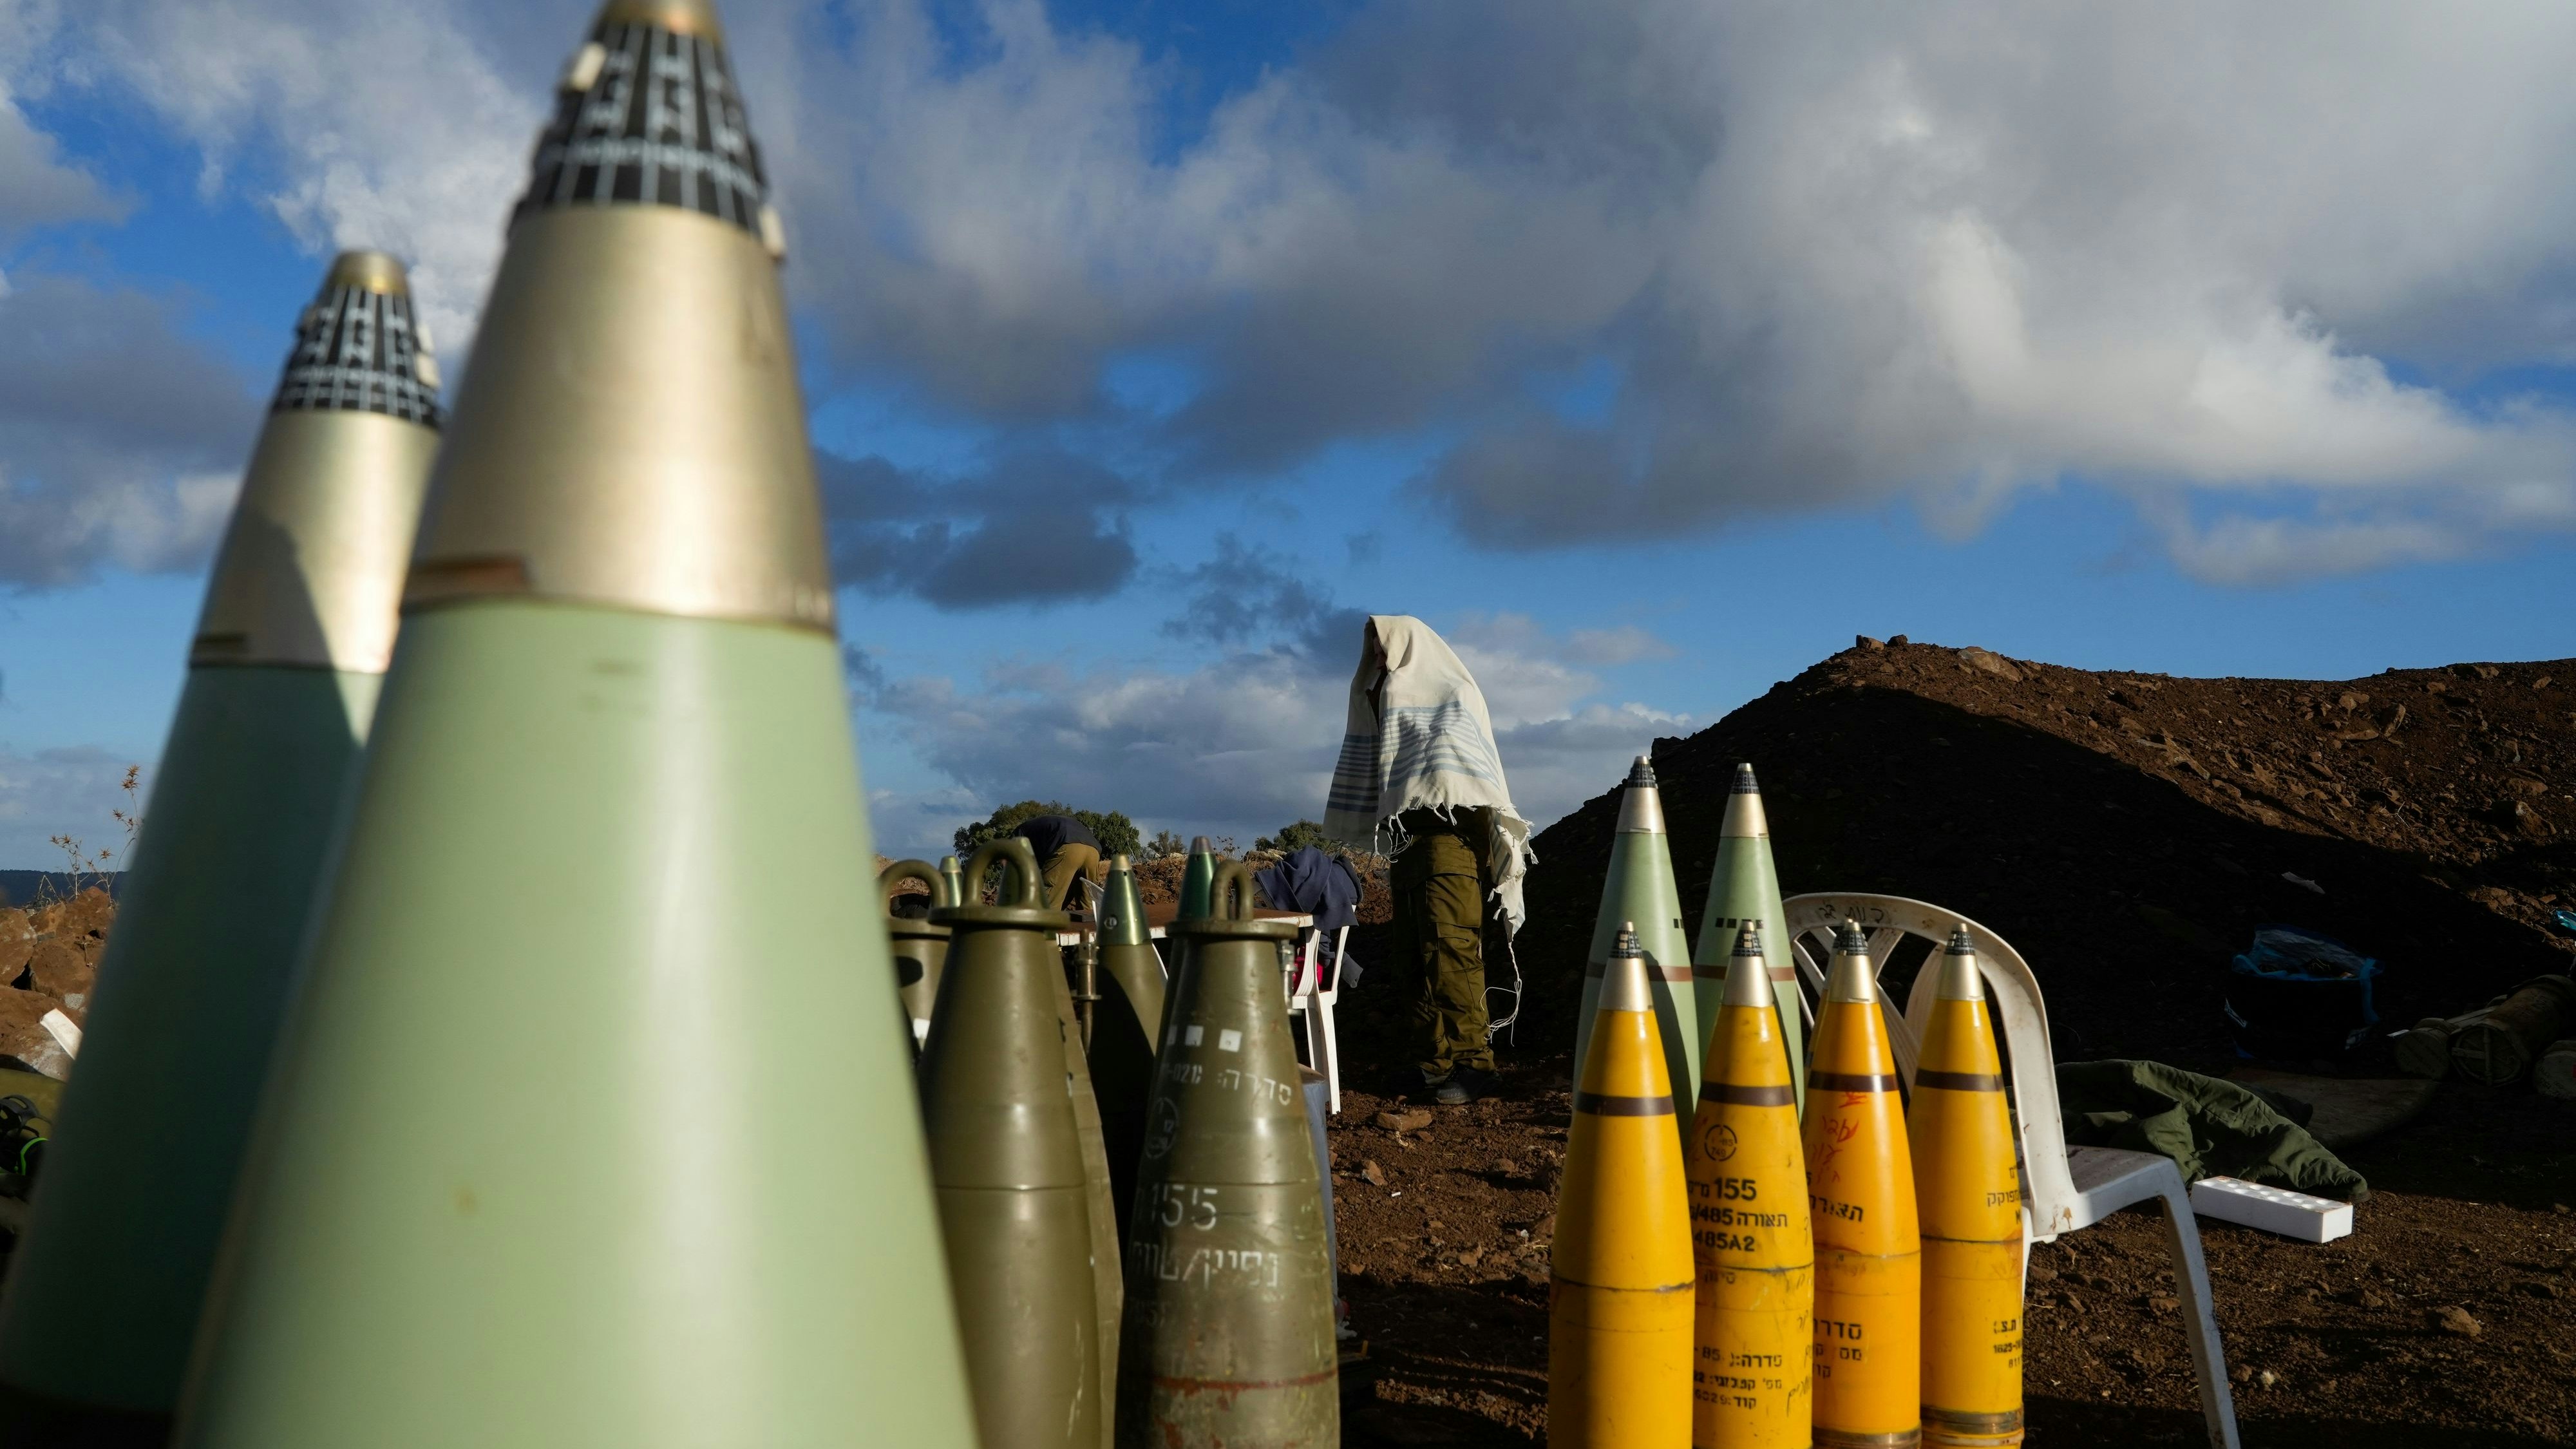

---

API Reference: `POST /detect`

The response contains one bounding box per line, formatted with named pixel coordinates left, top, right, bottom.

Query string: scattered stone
left=1495, top=1158, right=1519, bottom=1178
left=1959, top=647, right=2025, bottom=683
left=2230, top=1365, right=2254, bottom=1385
left=1888, top=634, right=1910, bottom=646
left=2258, top=1370, right=2279, bottom=1390
left=28, top=942, right=92, bottom=1014
left=0, top=989, right=73, bottom=1080
left=2512, top=801, right=2553, bottom=839
left=2150, top=1295, right=2179, bottom=1313
left=2434, top=1306, right=2483, bottom=1337
left=1856, top=635, right=1886, bottom=651
left=1361, top=1160, right=1387, bottom=1188
left=1531, top=1213, right=1555, bottom=1242
left=1458, top=1246, right=1484, bottom=1269
left=2027, top=1264, right=2060, bottom=1285
left=1374, top=1108, right=1434, bottom=1133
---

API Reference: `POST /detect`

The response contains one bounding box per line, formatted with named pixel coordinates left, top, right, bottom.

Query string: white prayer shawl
left=1323, top=615, right=1537, bottom=933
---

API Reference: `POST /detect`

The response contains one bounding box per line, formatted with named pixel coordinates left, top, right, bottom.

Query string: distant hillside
left=0, top=873, right=122, bottom=909
left=1519, top=639, right=2574, bottom=1067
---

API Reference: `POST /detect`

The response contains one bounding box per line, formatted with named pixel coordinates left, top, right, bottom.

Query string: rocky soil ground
left=1320, top=639, right=2575, bottom=1446
left=0, top=890, right=111, bottom=1080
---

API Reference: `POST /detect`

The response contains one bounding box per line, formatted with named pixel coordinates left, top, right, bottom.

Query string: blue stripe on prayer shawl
left=1327, top=732, right=1385, bottom=812
left=1383, top=703, right=1505, bottom=786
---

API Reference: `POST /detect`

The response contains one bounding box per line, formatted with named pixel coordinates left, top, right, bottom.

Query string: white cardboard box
left=2188, top=1175, right=2353, bottom=1244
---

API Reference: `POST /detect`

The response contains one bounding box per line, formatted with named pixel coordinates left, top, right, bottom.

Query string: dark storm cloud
left=753, top=0, right=2576, bottom=578
left=0, top=100, right=129, bottom=241
left=0, top=276, right=258, bottom=587
left=28, top=0, right=2576, bottom=584
left=818, top=447, right=1141, bottom=609
left=1159, top=533, right=1354, bottom=654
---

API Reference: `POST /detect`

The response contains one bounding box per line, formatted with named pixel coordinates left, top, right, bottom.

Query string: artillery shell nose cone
left=191, top=248, right=444, bottom=674
left=412, top=0, right=843, bottom=631
left=593, top=0, right=726, bottom=40
left=1625, top=754, right=1657, bottom=788
left=1111, top=853, right=1132, bottom=871
left=1937, top=923, right=1987, bottom=1001
left=1191, top=835, right=1214, bottom=853
left=323, top=250, right=412, bottom=296
left=1731, top=763, right=1759, bottom=792
left=1616, top=921, right=1640, bottom=954
left=1826, top=920, right=1879, bottom=1003
left=1721, top=925, right=1774, bottom=1007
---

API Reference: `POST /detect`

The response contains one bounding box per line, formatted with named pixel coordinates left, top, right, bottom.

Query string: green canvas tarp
left=2057, top=1059, right=2369, bottom=1202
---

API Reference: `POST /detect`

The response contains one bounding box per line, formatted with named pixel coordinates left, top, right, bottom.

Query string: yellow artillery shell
left=1551, top=923, right=1696, bottom=1449
left=1687, top=925, right=1814, bottom=1449
left=1910, top=929, right=2024, bottom=1448
left=1803, top=922, right=1920, bottom=1449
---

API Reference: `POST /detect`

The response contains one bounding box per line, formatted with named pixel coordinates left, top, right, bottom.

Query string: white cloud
left=758, top=0, right=2576, bottom=576
left=75, top=0, right=540, bottom=353
left=0, top=745, right=145, bottom=873
left=0, top=86, right=126, bottom=238
left=23, top=0, right=2576, bottom=584
left=0, top=276, right=255, bottom=585
left=860, top=614, right=1685, bottom=853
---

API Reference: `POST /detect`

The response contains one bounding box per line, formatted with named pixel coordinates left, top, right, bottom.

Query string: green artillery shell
left=1090, top=855, right=1166, bottom=1253
left=1003, top=838, right=1127, bottom=1449
left=1116, top=864, right=1337, bottom=1448
left=1577, top=756, right=1699, bottom=1129
left=169, top=5, right=980, bottom=1446
left=0, top=250, right=439, bottom=1439
left=1179, top=838, right=1217, bottom=922
left=922, top=841, right=1103, bottom=1449
left=1693, top=763, right=1804, bottom=1111
left=880, top=858, right=954, bottom=1050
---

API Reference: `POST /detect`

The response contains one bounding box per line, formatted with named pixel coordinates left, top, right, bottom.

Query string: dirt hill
left=1514, top=638, right=2575, bottom=1069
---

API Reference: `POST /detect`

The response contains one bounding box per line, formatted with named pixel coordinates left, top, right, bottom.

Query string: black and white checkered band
left=270, top=285, right=444, bottom=428
left=513, top=21, right=770, bottom=237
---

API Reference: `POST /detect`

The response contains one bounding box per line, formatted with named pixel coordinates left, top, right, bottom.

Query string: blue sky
left=5, top=0, right=2575, bottom=867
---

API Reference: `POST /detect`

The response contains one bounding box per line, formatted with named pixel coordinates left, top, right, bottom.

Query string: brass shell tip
left=594, top=0, right=726, bottom=42
left=1732, top=763, right=1759, bottom=792
left=1625, top=754, right=1656, bottom=788
left=323, top=250, right=410, bottom=295
left=1947, top=923, right=1976, bottom=954
left=1732, top=923, right=1764, bottom=955
left=938, top=855, right=959, bottom=869
left=1834, top=918, right=1868, bottom=954
left=1613, top=923, right=1641, bottom=956
left=1111, top=853, right=1132, bottom=871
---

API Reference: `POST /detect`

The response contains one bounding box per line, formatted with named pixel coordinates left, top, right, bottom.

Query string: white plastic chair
left=1781, top=892, right=2242, bottom=1449
left=1285, top=924, right=1347, bottom=1114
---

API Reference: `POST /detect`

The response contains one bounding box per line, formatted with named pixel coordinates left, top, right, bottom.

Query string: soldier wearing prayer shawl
left=1325, top=616, right=1536, bottom=1105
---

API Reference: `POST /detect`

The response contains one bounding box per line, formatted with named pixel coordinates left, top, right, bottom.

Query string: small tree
left=1255, top=820, right=1348, bottom=855
left=1142, top=829, right=1186, bottom=860
left=953, top=800, right=1143, bottom=862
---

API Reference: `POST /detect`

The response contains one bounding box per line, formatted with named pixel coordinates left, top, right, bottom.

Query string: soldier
left=1324, top=616, right=1536, bottom=1107
left=1012, top=813, right=1108, bottom=913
